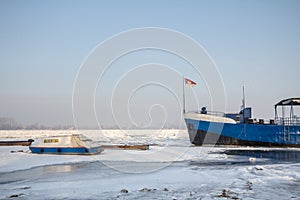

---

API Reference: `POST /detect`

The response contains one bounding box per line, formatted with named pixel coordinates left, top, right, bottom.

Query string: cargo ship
left=184, top=97, right=300, bottom=147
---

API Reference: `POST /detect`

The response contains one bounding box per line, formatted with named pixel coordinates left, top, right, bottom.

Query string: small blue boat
left=184, top=98, right=300, bottom=147
left=29, top=134, right=103, bottom=155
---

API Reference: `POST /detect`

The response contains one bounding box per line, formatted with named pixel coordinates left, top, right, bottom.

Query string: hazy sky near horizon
left=0, top=0, right=299, bottom=128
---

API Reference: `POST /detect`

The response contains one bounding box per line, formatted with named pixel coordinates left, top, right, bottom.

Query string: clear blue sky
left=0, top=0, right=299, bottom=127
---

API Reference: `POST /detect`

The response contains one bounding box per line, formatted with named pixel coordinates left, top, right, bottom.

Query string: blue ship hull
left=29, top=146, right=103, bottom=155
left=185, top=118, right=300, bottom=147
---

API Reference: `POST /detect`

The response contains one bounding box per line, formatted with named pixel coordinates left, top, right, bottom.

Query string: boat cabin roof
left=275, top=98, right=300, bottom=107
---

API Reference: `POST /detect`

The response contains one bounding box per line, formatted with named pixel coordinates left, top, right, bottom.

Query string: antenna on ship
left=242, top=81, right=246, bottom=110
left=241, top=81, right=246, bottom=122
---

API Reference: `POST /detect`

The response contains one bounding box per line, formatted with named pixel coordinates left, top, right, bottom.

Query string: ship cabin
left=199, top=98, right=300, bottom=126
left=275, top=98, right=300, bottom=126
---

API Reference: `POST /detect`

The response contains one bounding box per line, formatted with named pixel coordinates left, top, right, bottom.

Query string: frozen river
left=1, top=130, right=300, bottom=199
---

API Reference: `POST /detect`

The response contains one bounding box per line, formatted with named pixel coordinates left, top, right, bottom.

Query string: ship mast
left=242, top=81, right=246, bottom=122
left=242, top=81, right=246, bottom=110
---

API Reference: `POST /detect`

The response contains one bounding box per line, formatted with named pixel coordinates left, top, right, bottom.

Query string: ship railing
left=195, top=110, right=225, bottom=117
left=276, top=117, right=300, bottom=126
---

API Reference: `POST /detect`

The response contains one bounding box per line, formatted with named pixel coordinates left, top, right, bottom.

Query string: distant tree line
left=0, top=117, right=20, bottom=130
left=0, top=117, right=183, bottom=130
left=0, top=117, right=75, bottom=130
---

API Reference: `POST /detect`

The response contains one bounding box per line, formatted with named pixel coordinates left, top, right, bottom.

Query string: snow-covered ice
left=1, top=130, right=300, bottom=199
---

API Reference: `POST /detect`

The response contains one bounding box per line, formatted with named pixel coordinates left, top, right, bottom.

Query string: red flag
left=184, top=78, right=197, bottom=87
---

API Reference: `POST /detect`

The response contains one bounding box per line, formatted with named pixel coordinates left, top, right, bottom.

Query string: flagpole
left=183, top=76, right=186, bottom=114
